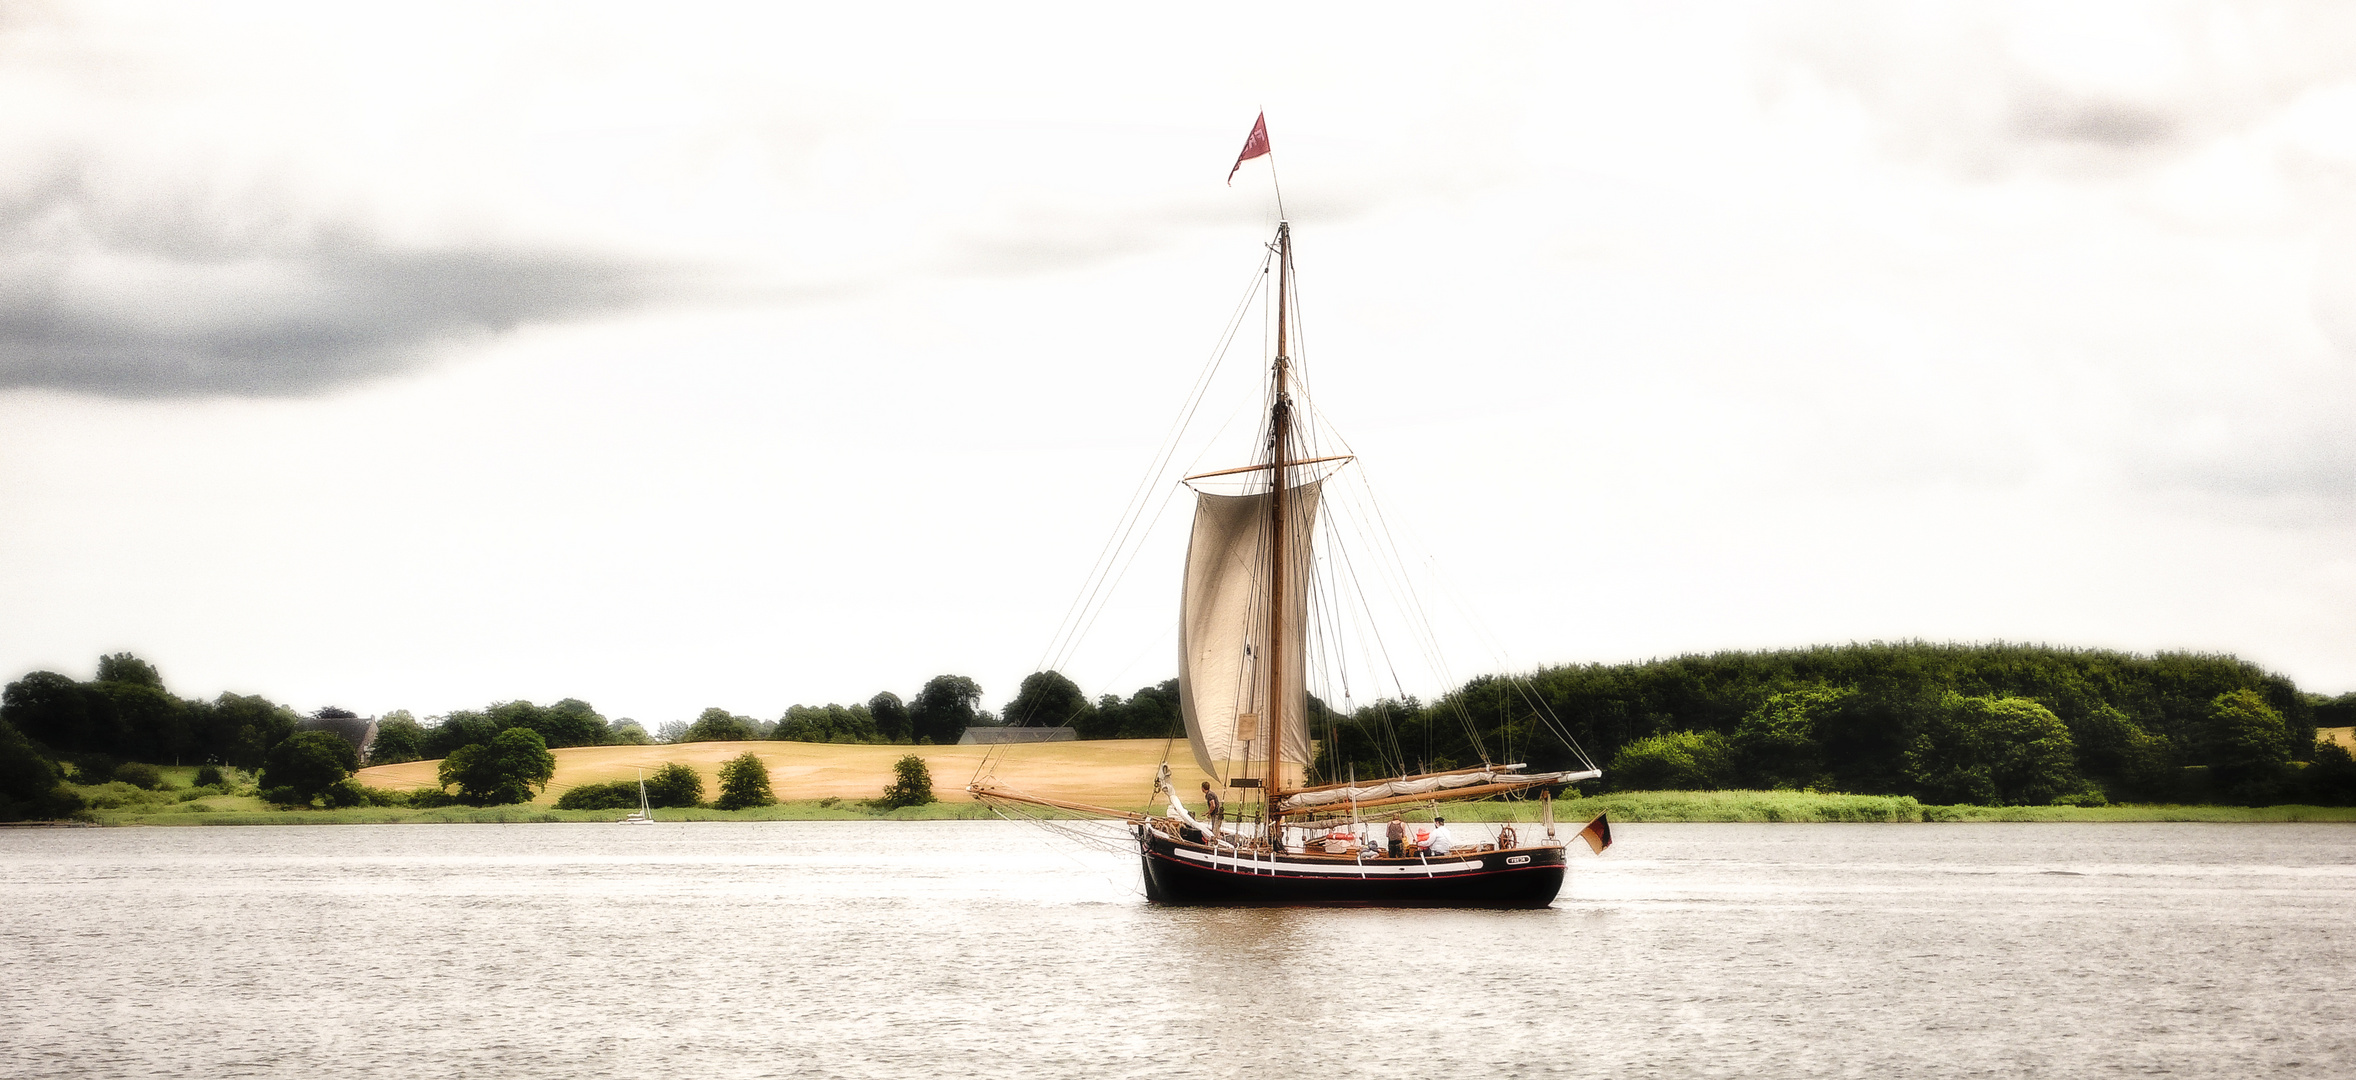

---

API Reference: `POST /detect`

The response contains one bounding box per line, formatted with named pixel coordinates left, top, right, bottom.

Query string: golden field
left=354, top=738, right=1213, bottom=809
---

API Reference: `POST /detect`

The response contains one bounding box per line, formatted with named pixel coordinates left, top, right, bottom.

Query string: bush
left=193, top=764, right=224, bottom=787
left=79, top=781, right=171, bottom=810
left=260, top=786, right=304, bottom=807
left=556, top=780, right=642, bottom=811
left=112, top=762, right=168, bottom=790
left=2299, top=741, right=2356, bottom=806
left=716, top=752, right=776, bottom=810
left=644, top=762, right=704, bottom=808
left=1610, top=731, right=1735, bottom=791
left=0, top=719, right=86, bottom=822
left=877, top=754, right=936, bottom=809
left=66, top=754, right=121, bottom=785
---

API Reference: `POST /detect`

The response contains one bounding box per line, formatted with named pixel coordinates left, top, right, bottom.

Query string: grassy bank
left=91, top=796, right=1010, bottom=826
left=83, top=786, right=2356, bottom=825
left=60, top=745, right=2356, bottom=825
left=1545, top=790, right=2356, bottom=823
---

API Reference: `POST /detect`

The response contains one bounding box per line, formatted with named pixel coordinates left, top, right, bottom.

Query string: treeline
left=671, top=675, right=989, bottom=747
left=999, top=672, right=1182, bottom=739
left=1312, top=642, right=2356, bottom=806
left=2, top=655, right=307, bottom=771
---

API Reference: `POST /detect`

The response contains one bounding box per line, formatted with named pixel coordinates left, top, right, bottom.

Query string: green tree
left=1903, top=694, right=2082, bottom=805
left=715, top=751, right=776, bottom=810
left=1608, top=730, right=1735, bottom=790
left=2298, top=739, right=2356, bottom=806
left=1733, top=686, right=1847, bottom=789
left=644, top=761, right=704, bottom=808
left=371, top=711, right=427, bottom=765
left=681, top=708, right=758, bottom=743
left=774, top=703, right=879, bottom=744
left=436, top=728, right=557, bottom=806
left=909, top=675, right=982, bottom=745
left=1004, top=671, right=1092, bottom=731
left=868, top=692, right=912, bottom=742
left=260, top=730, right=361, bottom=806
left=879, top=754, right=936, bottom=809
left=0, top=719, right=84, bottom=822
left=193, top=693, right=300, bottom=771
left=606, top=718, right=653, bottom=746
left=2205, top=689, right=2295, bottom=804
left=422, top=710, right=499, bottom=759
left=2, top=671, right=98, bottom=755
left=488, top=698, right=607, bottom=749
left=85, top=680, right=193, bottom=764
left=95, top=653, right=164, bottom=689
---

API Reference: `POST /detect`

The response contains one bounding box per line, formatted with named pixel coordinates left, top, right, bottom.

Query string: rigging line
left=1394, top=523, right=1601, bottom=773
left=1321, top=491, right=1418, bottom=777
left=1330, top=439, right=1493, bottom=763
left=1035, top=248, right=1274, bottom=675
left=1047, top=478, right=1187, bottom=679
left=1266, top=139, right=1287, bottom=222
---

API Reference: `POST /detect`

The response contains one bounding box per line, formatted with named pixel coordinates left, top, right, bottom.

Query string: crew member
left=1419, top=815, right=1455, bottom=856
left=1200, top=781, right=1224, bottom=839
left=1385, top=815, right=1407, bottom=858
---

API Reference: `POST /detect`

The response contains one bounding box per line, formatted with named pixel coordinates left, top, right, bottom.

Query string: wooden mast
left=1264, top=220, right=1293, bottom=816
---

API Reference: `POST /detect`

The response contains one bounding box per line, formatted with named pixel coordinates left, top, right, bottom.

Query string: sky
left=2, top=1, right=2352, bottom=727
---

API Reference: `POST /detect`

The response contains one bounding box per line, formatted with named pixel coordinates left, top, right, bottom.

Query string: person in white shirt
left=1419, top=816, right=1454, bottom=856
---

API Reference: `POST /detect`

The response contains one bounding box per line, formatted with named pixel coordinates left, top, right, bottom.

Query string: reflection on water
left=2, top=821, right=2350, bottom=1078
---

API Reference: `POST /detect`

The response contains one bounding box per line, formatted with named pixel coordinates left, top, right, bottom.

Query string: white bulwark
left=958, top=727, right=1078, bottom=745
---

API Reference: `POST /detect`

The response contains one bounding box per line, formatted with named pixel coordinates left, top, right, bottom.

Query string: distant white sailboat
left=618, top=769, right=654, bottom=825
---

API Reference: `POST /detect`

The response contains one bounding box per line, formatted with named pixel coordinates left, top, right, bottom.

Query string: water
left=2, top=821, right=2350, bottom=1078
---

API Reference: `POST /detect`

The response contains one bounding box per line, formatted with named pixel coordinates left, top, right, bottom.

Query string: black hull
left=1136, top=828, right=1565, bottom=908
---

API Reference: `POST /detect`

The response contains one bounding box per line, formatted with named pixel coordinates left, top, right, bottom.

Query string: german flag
left=1576, top=812, right=1612, bottom=855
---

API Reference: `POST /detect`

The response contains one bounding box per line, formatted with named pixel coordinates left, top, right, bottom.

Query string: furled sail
left=1277, top=768, right=1603, bottom=811
left=1178, top=479, right=1321, bottom=783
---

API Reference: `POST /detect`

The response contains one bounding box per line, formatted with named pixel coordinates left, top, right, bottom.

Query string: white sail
left=1177, top=479, right=1322, bottom=783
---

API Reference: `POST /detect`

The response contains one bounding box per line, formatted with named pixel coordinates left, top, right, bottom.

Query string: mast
left=1265, top=220, right=1293, bottom=808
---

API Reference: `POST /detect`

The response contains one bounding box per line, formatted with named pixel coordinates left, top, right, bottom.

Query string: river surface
left=1, top=821, right=2350, bottom=1078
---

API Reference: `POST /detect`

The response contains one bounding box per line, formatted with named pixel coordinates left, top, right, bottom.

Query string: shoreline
left=75, top=790, right=2356, bottom=826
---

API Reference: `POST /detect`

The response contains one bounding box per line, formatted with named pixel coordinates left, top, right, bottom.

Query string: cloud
left=0, top=162, right=692, bottom=398
left=1765, top=2, right=2356, bottom=179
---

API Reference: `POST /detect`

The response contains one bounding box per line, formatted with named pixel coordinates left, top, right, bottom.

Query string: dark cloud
left=2010, top=93, right=2179, bottom=150
left=0, top=165, right=691, bottom=398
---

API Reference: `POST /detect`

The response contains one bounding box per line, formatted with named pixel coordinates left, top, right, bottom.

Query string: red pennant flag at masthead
left=1227, top=112, right=1271, bottom=185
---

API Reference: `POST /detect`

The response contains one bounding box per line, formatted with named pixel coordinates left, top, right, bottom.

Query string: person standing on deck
left=1419, top=816, right=1455, bottom=856
left=1386, top=815, right=1406, bottom=858
left=1200, top=781, right=1224, bottom=840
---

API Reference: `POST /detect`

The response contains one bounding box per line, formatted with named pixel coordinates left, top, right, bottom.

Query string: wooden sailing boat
left=972, top=218, right=1601, bottom=907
